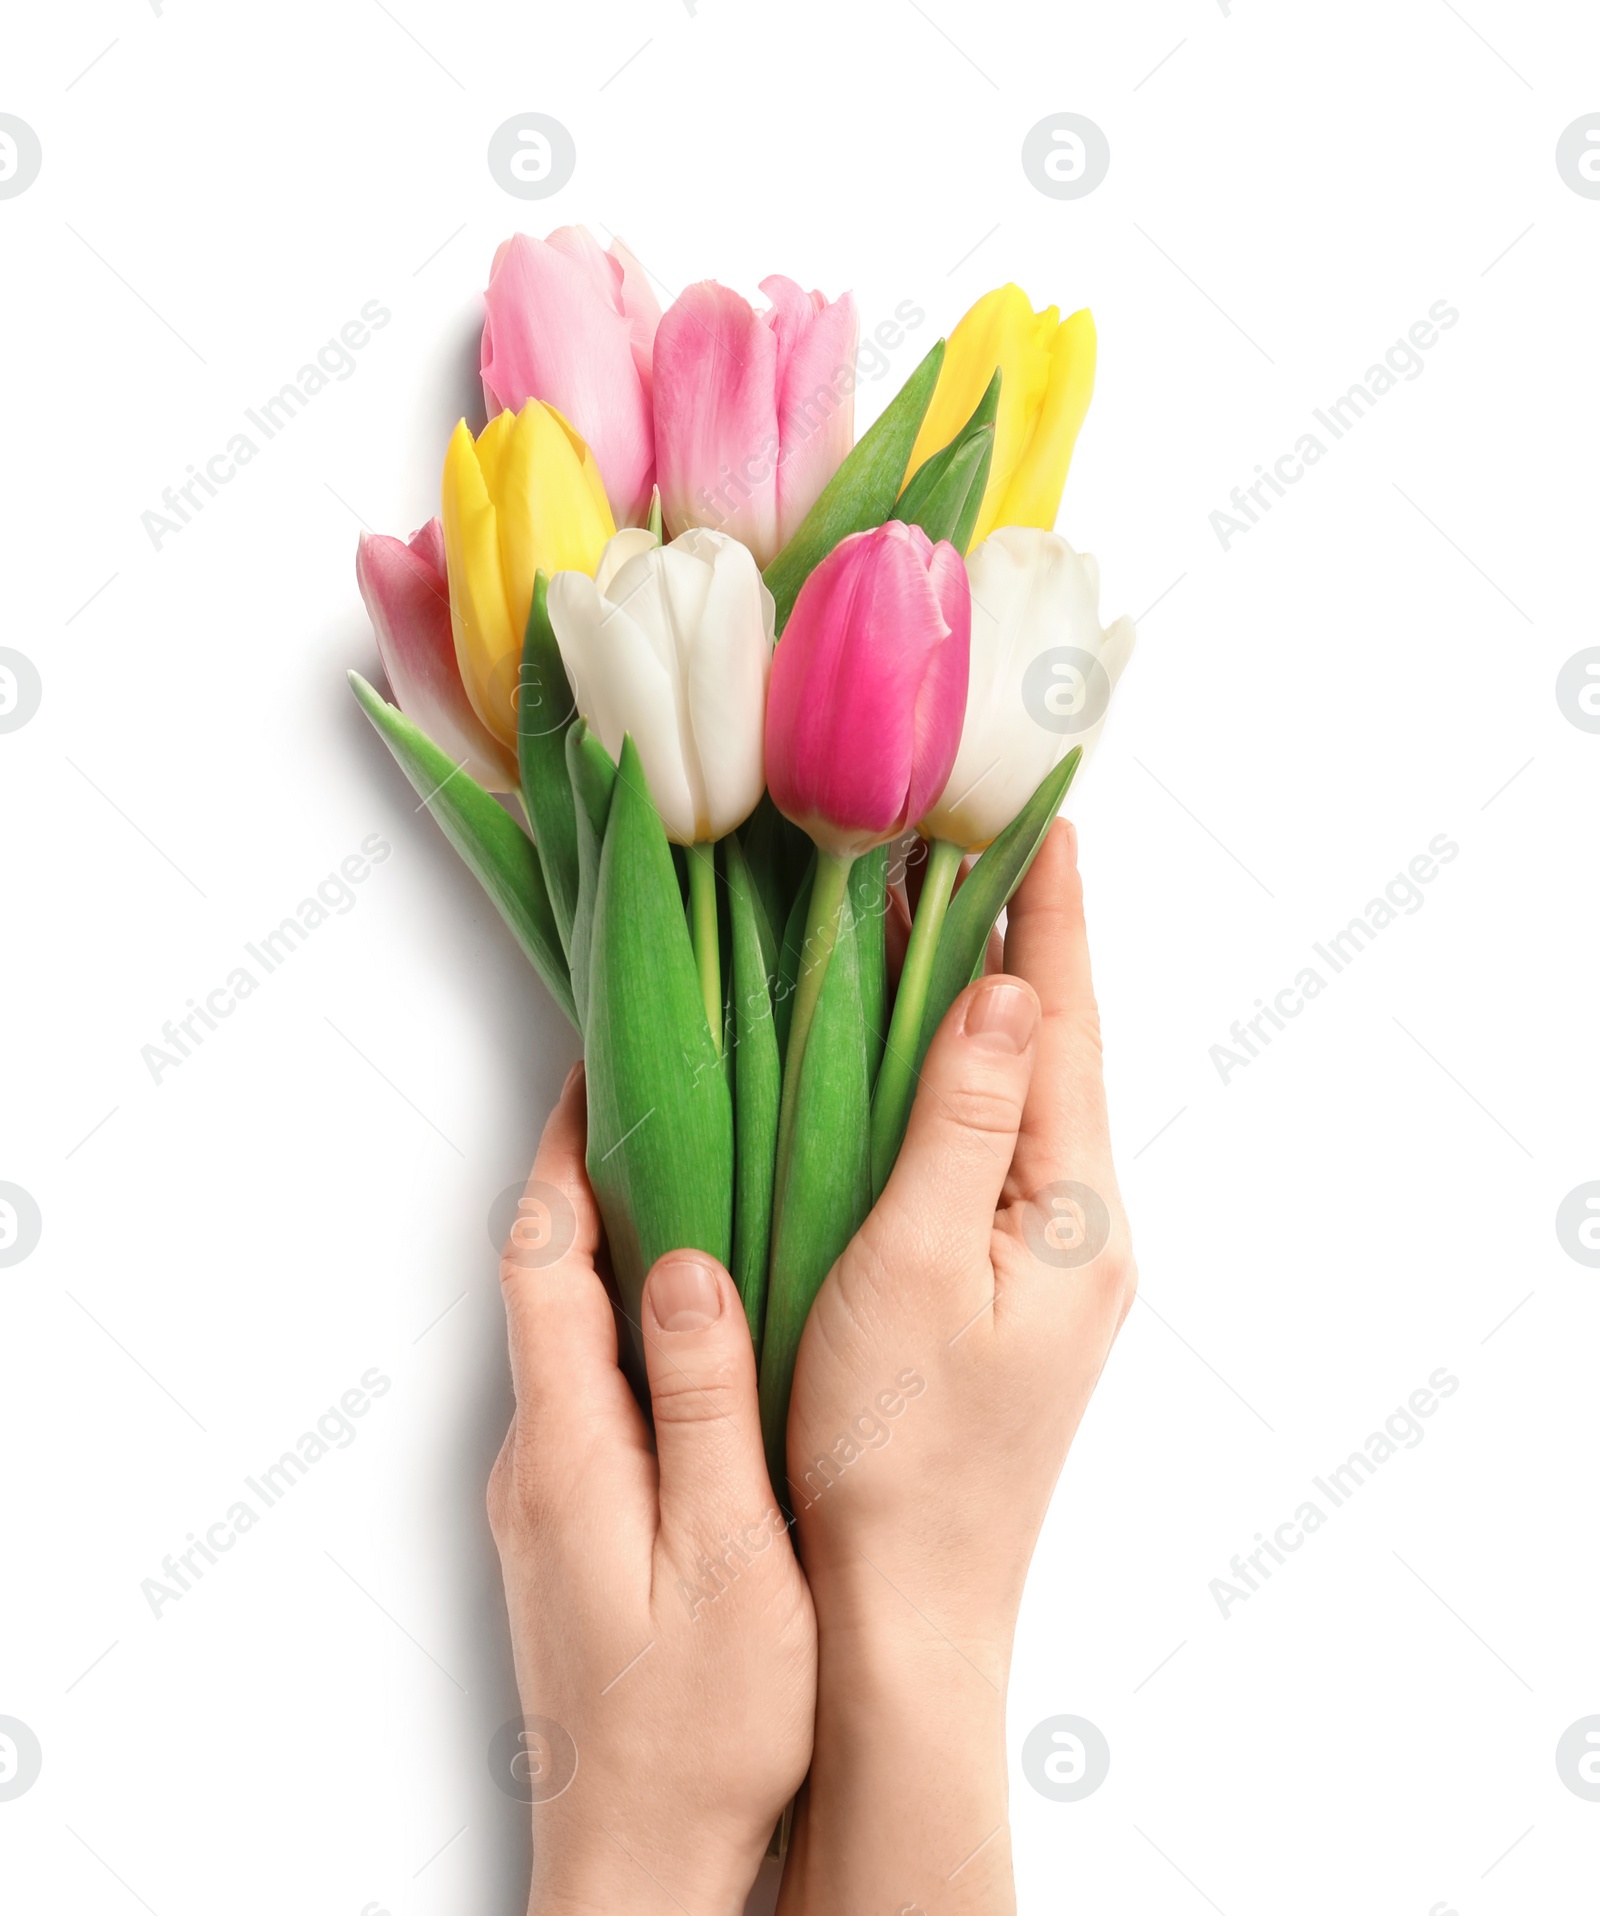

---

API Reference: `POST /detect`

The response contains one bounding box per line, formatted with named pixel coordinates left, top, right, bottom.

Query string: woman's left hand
left=489, top=1065, right=816, bottom=1916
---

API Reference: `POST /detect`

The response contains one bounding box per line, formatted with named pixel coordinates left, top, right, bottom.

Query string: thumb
left=641, top=1252, right=781, bottom=1559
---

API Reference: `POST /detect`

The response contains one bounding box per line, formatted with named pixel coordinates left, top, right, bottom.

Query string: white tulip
left=920, top=526, right=1136, bottom=850
left=548, top=526, right=775, bottom=844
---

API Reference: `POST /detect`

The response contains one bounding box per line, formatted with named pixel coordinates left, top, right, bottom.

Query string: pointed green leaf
left=914, top=748, right=1083, bottom=1075
left=772, top=848, right=816, bottom=1062
left=896, top=368, right=1000, bottom=553
left=739, top=794, right=812, bottom=973
left=584, top=737, right=733, bottom=1352
left=763, top=338, right=947, bottom=632
left=564, top=719, right=616, bottom=1030
left=518, top=572, right=580, bottom=956
left=349, top=672, right=575, bottom=1029
left=724, top=835, right=781, bottom=1348
left=758, top=886, right=872, bottom=1498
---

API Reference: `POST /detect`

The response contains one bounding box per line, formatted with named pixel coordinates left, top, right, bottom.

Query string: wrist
left=531, top=1817, right=765, bottom=1916
left=784, top=1613, right=1013, bottom=1914
left=805, top=1546, right=1019, bottom=1689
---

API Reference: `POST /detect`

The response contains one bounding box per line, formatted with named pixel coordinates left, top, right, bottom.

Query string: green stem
left=687, top=841, right=722, bottom=1055
left=770, top=848, right=854, bottom=1227
left=869, top=837, right=963, bottom=1196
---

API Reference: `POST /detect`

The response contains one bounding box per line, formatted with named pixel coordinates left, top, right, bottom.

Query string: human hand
left=778, top=820, right=1136, bottom=1913
left=489, top=1067, right=816, bottom=1916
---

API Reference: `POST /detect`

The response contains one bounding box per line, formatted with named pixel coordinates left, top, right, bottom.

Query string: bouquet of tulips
left=349, top=229, right=1135, bottom=1490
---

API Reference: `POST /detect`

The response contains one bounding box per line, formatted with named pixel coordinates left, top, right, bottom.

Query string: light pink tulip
left=355, top=521, right=519, bottom=793
left=653, top=276, right=858, bottom=567
left=480, top=228, right=661, bottom=527
left=765, top=522, right=970, bottom=856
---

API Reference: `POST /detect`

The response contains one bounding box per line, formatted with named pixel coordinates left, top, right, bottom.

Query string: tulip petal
left=994, top=306, right=1096, bottom=535
left=356, top=524, right=519, bottom=792
left=760, top=276, right=859, bottom=551
left=920, top=527, right=1131, bottom=848
left=441, top=418, right=520, bottom=749
left=679, top=532, right=773, bottom=843
left=904, top=285, right=1048, bottom=534
left=904, top=539, right=971, bottom=826
left=548, top=570, right=699, bottom=843
left=653, top=282, right=781, bottom=565
left=768, top=523, right=966, bottom=853
left=595, top=526, right=664, bottom=595
left=481, top=230, right=657, bottom=525
left=608, top=235, right=663, bottom=403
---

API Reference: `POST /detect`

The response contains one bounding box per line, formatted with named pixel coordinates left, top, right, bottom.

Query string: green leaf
left=349, top=672, right=576, bottom=1029
left=517, top=572, right=580, bottom=956
left=896, top=368, right=1000, bottom=553
left=739, top=794, right=811, bottom=973
left=773, top=849, right=816, bottom=1062
left=914, top=749, right=1083, bottom=1075
left=850, top=843, right=889, bottom=1093
left=724, top=835, right=781, bottom=1349
left=763, top=338, right=947, bottom=632
left=564, top=720, right=616, bottom=1030
left=584, top=736, right=733, bottom=1351
left=758, top=886, right=872, bottom=1499
left=897, top=427, right=992, bottom=549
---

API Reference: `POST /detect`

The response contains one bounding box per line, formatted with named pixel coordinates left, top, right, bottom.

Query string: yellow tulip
left=440, top=401, right=615, bottom=750
left=904, top=285, right=1096, bottom=546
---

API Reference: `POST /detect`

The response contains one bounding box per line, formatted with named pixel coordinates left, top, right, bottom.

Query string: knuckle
left=486, top=1438, right=518, bottom=1543
left=487, top=1422, right=552, bottom=1546
left=649, top=1356, right=743, bottom=1429
left=1101, top=1241, right=1137, bottom=1308
left=935, top=1077, right=1027, bottom=1139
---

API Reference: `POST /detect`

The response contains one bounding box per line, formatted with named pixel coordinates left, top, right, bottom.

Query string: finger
left=1002, top=820, right=1117, bottom=1204
left=500, top=1065, right=634, bottom=1433
left=640, top=1252, right=781, bottom=1555
left=865, top=972, right=1040, bottom=1303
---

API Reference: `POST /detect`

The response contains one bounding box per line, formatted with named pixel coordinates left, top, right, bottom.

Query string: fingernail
left=648, top=1255, right=723, bottom=1333
left=962, top=979, right=1037, bottom=1054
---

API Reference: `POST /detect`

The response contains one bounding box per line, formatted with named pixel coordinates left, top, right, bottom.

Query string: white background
left=3, top=2, right=1598, bottom=1912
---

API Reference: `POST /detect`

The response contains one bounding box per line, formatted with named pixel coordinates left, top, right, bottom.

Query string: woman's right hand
left=779, top=820, right=1137, bottom=1914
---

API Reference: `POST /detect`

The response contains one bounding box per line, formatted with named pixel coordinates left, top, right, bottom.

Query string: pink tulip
left=765, top=522, right=971, bottom=856
left=653, top=276, right=859, bottom=567
left=480, top=228, right=661, bottom=527
left=355, top=521, right=519, bottom=793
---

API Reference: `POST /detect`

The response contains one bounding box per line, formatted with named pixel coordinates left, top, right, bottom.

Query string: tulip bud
left=765, top=522, right=971, bottom=857
left=355, top=521, right=519, bottom=793
left=547, top=527, right=774, bottom=845
left=481, top=228, right=661, bottom=528
left=904, top=285, right=1095, bottom=545
left=440, top=402, right=615, bottom=753
left=920, top=527, right=1134, bottom=851
left=653, top=277, right=859, bottom=567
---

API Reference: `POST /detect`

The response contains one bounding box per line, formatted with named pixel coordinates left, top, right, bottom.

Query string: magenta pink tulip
left=355, top=521, right=519, bottom=793
left=480, top=227, right=661, bottom=527
left=765, top=522, right=971, bottom=856
left=652, top=276, right=859, bottom=567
